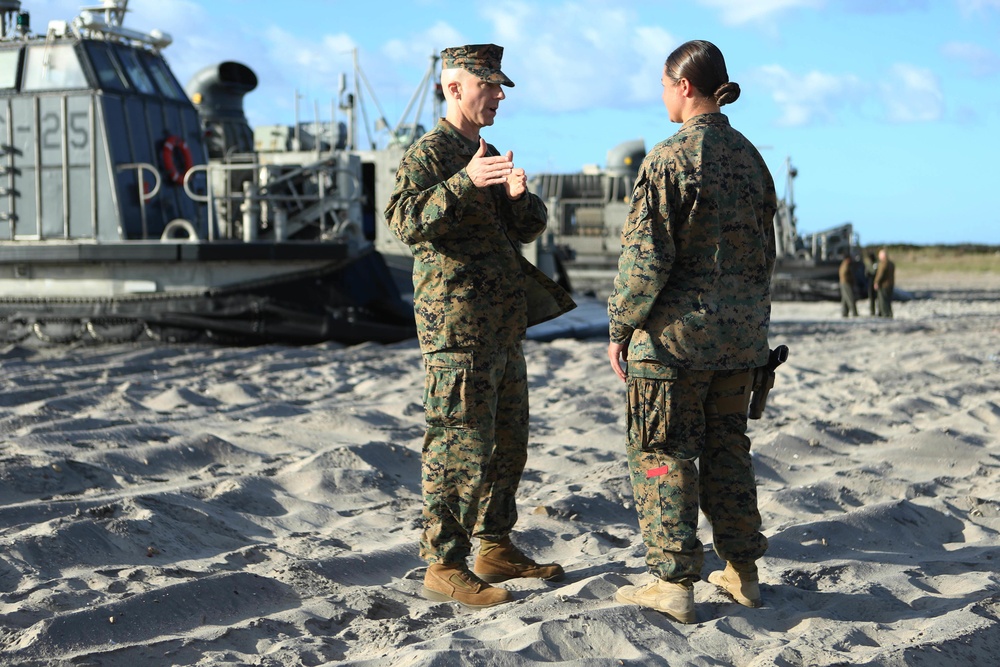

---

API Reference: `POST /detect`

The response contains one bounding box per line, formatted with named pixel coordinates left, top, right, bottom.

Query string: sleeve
left=485, top=140, right=547, bottom=243
left=760, top=166, right=778, bottom=278
left=607, top=160, right=675, bottom=344
left=383, top=148, right=477, bottom=246
left=504, top=191, right=547, bottom=243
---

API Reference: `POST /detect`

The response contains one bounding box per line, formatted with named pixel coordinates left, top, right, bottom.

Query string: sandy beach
left=1, top=273, right=999, bottom=666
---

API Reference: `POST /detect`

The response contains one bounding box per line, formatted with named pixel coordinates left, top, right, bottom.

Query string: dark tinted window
left=112, top=44, right=155, bottom=94
left=84, top=42, right=127, bottom=92
left=140, top=52, right=185, bottom=100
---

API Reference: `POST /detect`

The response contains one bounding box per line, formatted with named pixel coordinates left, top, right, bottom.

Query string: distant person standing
left=874, top=248, right=895, bottom=318
left=384, top=44, right=570, bottom=610
left=607, top=40, right=775, bottom=624
left=839, top=252, right=859, bottom=317
left=864, top=251, right=879, bottom=316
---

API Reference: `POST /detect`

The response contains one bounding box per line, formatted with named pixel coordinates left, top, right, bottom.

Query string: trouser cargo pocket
left=708, top=369, right=753, bottom=417
left=626, top=360, right=700, bottom=458
left=424, top=349, right=475, bottom=428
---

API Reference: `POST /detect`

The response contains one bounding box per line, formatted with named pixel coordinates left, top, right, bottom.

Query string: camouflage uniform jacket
left=384, top=119, right=548, bottom=353
left=608, top=113, right=777, bottom=370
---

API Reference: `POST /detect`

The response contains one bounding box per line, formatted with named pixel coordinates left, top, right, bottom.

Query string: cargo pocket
left=626, top=360, right=678, bottom=453
left=707, top=369, right=753, bottom=416
left=627, top=361, right=707, bottom=459
left=423, top=350, right=475, bottom=428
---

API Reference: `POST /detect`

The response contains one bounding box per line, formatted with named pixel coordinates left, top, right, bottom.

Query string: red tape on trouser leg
left=646, top=465, right=670, bottom=478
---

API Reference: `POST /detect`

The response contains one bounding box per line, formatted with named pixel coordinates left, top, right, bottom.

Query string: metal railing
left=182, top=159, right=363, bottom=243
left=115, top=161, right=161, bottom=240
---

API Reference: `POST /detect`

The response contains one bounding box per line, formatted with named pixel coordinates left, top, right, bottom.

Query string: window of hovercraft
left=83, top=42, right=127, bottom=92
left=0, top=49, right=21, bottom=90
left=139, top=51, right=185, bottom=101
left=22, top=44, right=88, bottom=90
left=111, top=44, right=155, bottom=95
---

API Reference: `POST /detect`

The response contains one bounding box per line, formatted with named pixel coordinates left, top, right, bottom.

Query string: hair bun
left=715, top=81, right=741, bottom=106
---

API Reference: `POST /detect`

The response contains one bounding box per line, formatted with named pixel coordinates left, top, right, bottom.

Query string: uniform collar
left=681, top=112, right=730, bottom=131
left=437, top=118, right=481, bottom=153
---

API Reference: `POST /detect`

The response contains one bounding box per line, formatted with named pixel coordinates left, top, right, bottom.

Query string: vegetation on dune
left=863, top=244, right=1000, bottom=274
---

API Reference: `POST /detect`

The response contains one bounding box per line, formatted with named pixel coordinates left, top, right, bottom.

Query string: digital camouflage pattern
left=385, top=119, right=547, bottom=353
left=420, top=345, right=528, bottom=564
left=440, top=43, right=515, bottom=87
left=384, top=118, right=547, bottom=564
left=607, top=113, right=778, bottom=371
left=625, top=362, right=767, bottom=581
left=610, top=112, right=775, bottom=582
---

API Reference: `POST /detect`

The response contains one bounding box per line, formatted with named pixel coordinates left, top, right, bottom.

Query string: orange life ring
left=161, top=135, right=194, bottom=186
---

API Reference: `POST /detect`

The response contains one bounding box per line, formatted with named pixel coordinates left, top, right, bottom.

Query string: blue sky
left=34, top=0, right=1000, bottom=244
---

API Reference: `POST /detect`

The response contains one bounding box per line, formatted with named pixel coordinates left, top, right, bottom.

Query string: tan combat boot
left=473, top=537, right=565, bottom=583
left=708, top=562, right=762, bottom=608
left=615, top=578, right=696, bottom=624
left=422, top=563, right=512, bottom=609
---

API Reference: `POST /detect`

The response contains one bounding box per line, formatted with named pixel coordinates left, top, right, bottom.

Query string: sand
left=1, top=273, right=998, bottom=666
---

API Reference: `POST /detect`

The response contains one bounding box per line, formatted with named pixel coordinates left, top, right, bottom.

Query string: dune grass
left=866, top=245, right=1000, bottom=275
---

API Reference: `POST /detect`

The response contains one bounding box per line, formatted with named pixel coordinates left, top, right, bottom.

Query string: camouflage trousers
left=625, top=360, right=768, bottom=583
left=419, top=343, right=529, bottom=564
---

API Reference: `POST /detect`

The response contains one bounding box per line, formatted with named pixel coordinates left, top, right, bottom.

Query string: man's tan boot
left=421, top=563, right=512, bottom=609
left=615, top=578, right=696, bottom=624
left=708, top=562, right=761, bottom=608
left=473, top=537, right=565, bottom=583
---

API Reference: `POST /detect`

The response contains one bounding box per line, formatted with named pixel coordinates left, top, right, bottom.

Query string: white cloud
left=879, top=63, right=944, bottom=123
left=752, top=64, right=862, bottom=126
left=832, top=0, right=930, bottom=13
left=45, top=1, right=233, bottom=94
left=238, top=25, right=359, bottom=125
left=20, top=0, right=85, bottom=25
left=956, top=0, right=1000, bottom=14
left=942, top=41, right=1000, bottom=77
left=261, top=26, right=356, bottom=81
left=126, top=0, right=208, bottom=30
left=383, top=21, right=465, bottom=66
left=484, top=1, right=534, bottom=44
left=697, top=0, right=823, bottom=25
left=754, top=62, right=945, bottom=126
left=628, top=26, right=678, bottom=102
left=699, top=0, right=930, bottom=25
left=478, top=1, right=678, bottom=113
left=160, top=22, right=363, bottom=129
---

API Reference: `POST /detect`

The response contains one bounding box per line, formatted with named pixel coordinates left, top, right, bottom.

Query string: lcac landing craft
left=0, top=0, right=415, bottom=345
